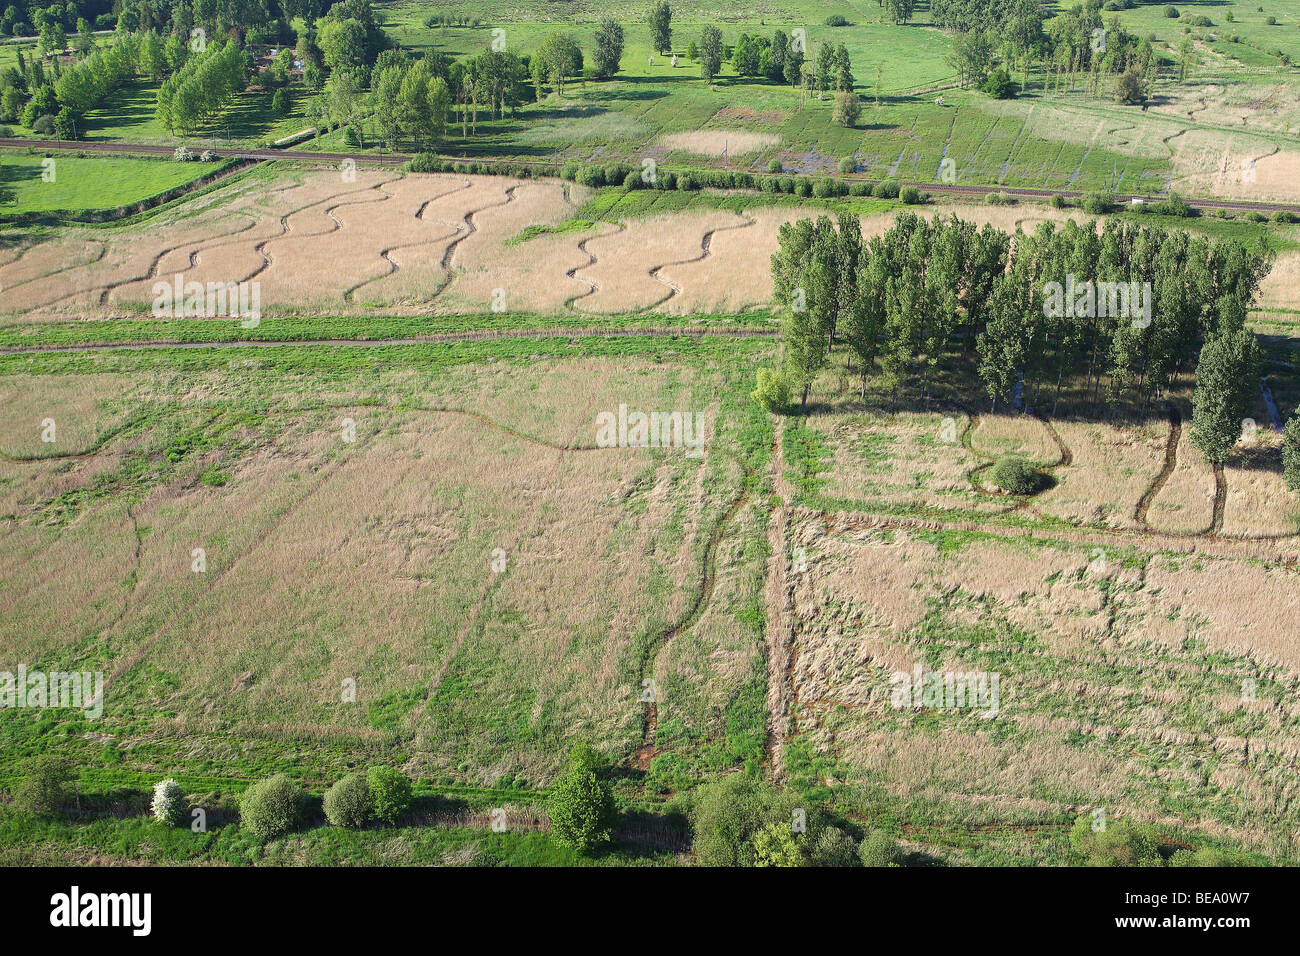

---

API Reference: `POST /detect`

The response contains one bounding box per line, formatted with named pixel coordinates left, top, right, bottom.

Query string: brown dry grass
left=1147, top=408, right=1216, bottom=535
left=1034, top=419, right=1167, bottom=529
left=660, top=131, right=781, bottom=156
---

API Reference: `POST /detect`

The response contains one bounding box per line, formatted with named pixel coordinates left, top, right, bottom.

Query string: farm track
left=0, top=326, right=778, bottom=355
left=425, top=183, right=518, bottom=303
left=342, top=178, right=472, bottom=304
left=1134, top=403, right=1185, bottom=533
left=626, top=448, right=752, bottom=772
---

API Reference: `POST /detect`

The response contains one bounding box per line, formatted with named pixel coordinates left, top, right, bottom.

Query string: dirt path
left=643, top=211, right=757, bottom=311
left=627, top=448, right=752, bottom=770
left=1134, top=403, right=1181, bottom=531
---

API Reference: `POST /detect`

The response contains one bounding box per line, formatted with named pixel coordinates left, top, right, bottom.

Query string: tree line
left=767, top=212, right=1276, bottom=468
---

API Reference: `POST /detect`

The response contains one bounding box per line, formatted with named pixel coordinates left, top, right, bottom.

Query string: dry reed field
left=0, top=349, right=766, bottom=789
left=0, top=168, right=1106, bottom=322
left=781, top=511, right=1300, bottom=862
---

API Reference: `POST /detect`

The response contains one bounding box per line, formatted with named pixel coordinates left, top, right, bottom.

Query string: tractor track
left=425, top=183, right=519, bottom=303
left=642, top=211, right=757, bottom=312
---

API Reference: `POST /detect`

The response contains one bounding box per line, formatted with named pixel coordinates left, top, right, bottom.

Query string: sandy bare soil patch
left=660, top=130, right=781, bottom=156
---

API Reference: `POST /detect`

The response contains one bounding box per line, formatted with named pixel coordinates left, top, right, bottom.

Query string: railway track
left=7, top=138, right=1300, bottom=216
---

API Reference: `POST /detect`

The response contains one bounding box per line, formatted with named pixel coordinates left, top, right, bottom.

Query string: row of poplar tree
left=770, top=212, right=1274, bottom=464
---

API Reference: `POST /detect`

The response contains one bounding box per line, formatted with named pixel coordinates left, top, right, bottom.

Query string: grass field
left=0, top=153, right=215, bottom=214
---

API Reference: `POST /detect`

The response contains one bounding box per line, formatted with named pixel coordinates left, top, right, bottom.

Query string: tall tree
left=648, top=1, right=672, bottom=56
left=699, top=25, right=722, bottom=83
left=593, top=18, right=624, bottom=78
left=1190, top=329, right=1261, bottom=464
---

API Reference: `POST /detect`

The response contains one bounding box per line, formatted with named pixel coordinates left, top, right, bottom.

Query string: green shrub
left=838, top=155, right=857, bottom=174
left=408, top=153, right=439, bottom=173
left=754, top=821, right=806, bottom=866
left=794, top=178, right=812, bottom=197
left=992, top=455, right=1041, bottom=494
left=1164, top=5, right=1179, bottom=17
left=13, top=756, right=75, bottom=815
left=872, top=179, right=900, bottom=199
left=849, top=182, right=870, bottom=196
left=623, top=170, right=642, bottom=189
left=548, top=743, right=617, bottom=853
left=324, top=774, right=373, bottom=828
left=810, top=826, right=860, bottom=867
left=1081, top=191, right=1116, bottom=214
left=677, top=173, right=697, bottom=190
left=1050, top=193, right=1068, bottom=209
left=366, top=766, right=412, bottom=825
left=751, top=368, right=790, bottom=412
left=151, top=778, right=187, bottom=826
left=690, top=775, right=806, bottom=866
left=659, top=171, right=676, bottom=190
left=239, top=774, right=302, bottom=841
left=899, top=185, right=923, bottom=204
left=986, top=191, right=1015, bottom=205
left=981, top=67, right=1016, bottom=99
left=812, top=178, right=835, bottom=198
left=768, top=158, right=783, bottom=173
left=1271, top=210, right=1298, bottom=224
left=857, top=829, right=904, bottom=866
left=824, top=14, right=850, bottom=26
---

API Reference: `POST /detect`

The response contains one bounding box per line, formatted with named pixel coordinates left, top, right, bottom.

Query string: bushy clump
left=173, top=145, right=193, bottom=162
left=1081, top=191, right=1116, bottom=215
left=1282, top=414, right=1300, bottom=491
left=623, top=170, right=642, bottom=189
left=992, top=455, right=1041, bottom=494
left=838, top=155, right=857, bottom=174
left=367, top=766, right=412, bottom=825
left=986, top=191, right=1015, bottom=205
left=768, top=158, right=783, bottom=173
left=751, top=368, right=790, bottom=412
left=1070, top=814, right=1164, bottom=866
left=689, top=775, right=808, bottom=866
left=793, top=178, right=812, bottom=197
left=872, top=179, right=900, bottom=199
left=324, top=774, right=373, bottom=828
left=151, top=778, right=187, bottom=826
left=13, top=756, right=74, bottom=815
left=239, top=774, right=302, bottom=841
left=810, top=826, right=860, bottom=867
left=898, top=185, right=924, bottom=204
left=408, top=152, right=441, bottom=173
left=857, top=829, right=904, bottom=866
left=1050, top=193, right=1068, bottom=209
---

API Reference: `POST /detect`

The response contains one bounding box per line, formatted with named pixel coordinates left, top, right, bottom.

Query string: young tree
left=538, top=32, right=581, bottom=95
left=547, top=744, right=617, bottom=853
left=239, top=775, right=302, bottom=841
left=593, top=18, right=624, bottom=78
left=648, top=1, right=673, bottom=55
left=1190, top=329, right=1260, bottom=464
left=367, top=766, right=412, bottom=825
left=13, top=756, right=74, bottom=815
left=699, top=25, right=723, bottom=83
left=832, top=90, right=860, bottom=126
